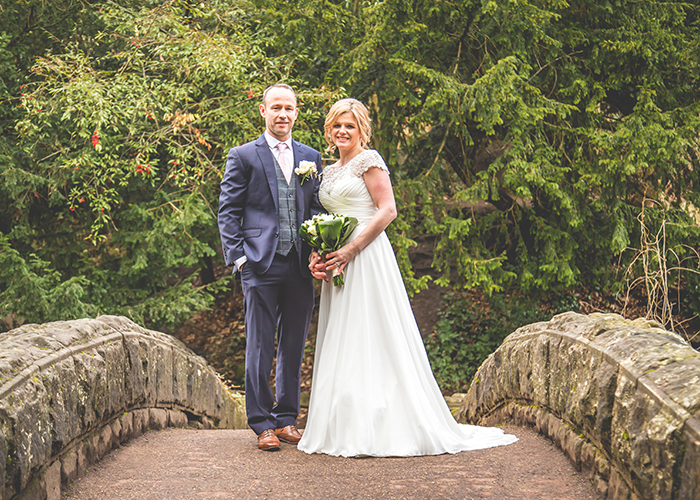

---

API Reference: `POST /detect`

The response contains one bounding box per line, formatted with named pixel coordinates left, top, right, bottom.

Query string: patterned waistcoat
left=273, top=155, right=297, bottom=256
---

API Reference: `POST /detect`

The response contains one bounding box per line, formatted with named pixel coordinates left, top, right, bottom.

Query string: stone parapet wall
left=0, top=316, right=246, bottom=500
left=459, top=312, right=700, bottom=500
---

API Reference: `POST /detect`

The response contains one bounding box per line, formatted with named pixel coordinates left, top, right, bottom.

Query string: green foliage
left=257, top=0, right=700, bottom=330
left=1, top=1, right=339, bottom=331
left=3, top=0, right=700, bottom=348
left=299, top=214, right=358, bottom=255
left=426, top=291, right=580, bottom=394
left=0, top=233, right=98, bottom=323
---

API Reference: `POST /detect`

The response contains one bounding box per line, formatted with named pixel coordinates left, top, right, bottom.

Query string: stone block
left=679, top=421, right=700, bottom=499
left=551, top=417, right=566, bottom=449
left=60, top=450, right=78, bottom=485
left=18, top=475, right=46, bottom=500
left=122, top=338, right=146, bottom=404
left=44, top=358, right=82, bottom=450
left=85, top=433, right=100, bottom=464
left=535, top=410, right=549, bottom=435
left=97, top=424, right=114, bottom=459
left=76, top=443, right=88, bottom=477
left=110, top=418, right=122, bottom=448
left=523, top=406, right=538, bottom=426
left=171, top=352, right=191, bottom=403
left=168, top=410, right=188, bottom=428
left=607, top=470, right=632, bottom=500
left=592, top=361, right=617, bottom=448
left=99, top=343, right=129, bottom=417
left=136, top=339, right=159, bottom=406
left=45, top=460, right=61, bottom=500
left=509, top=405, right=523, bottom=426
left=11, top=381, right=54, bottom=493
left=647, top=357, right=700, bottom=413
left=132, top=409, right=149, bottom=437
left=562, top=430, right=583, bottom=470
left=580, top=442, right=596, bottom=474
left=592, top=473, right=608, bottom=499
left=72, top=350, right=109, bottom=430
left=149, top=408, right=168, bottom=430
left=119, top=412, right=133, bottom=442
left=595, top=450, right=610, bottom=480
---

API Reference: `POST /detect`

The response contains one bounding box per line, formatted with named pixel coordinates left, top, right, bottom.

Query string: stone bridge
left=1, top=313, right=698, bottom=500
left=0, top=316, right=245, bottom=500
left=461, top=312, right=699, bottom=500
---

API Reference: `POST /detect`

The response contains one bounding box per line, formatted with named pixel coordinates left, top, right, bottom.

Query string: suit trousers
left=240, top=248, right=315, bottom=435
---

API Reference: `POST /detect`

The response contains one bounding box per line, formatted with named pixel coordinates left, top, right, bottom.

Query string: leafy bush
left=426, top=291, right=579, bottom=394
left=258, top=0, right=700, bottom=333
left=3, top=0, right=700, bottom=343
left=1, top=1, right=341, bottom=331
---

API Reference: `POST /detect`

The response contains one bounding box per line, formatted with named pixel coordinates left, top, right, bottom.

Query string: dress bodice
left=319, top=149, right=389, bottom=226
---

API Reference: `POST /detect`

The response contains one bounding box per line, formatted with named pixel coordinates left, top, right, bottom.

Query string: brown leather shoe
left=275, top=425, right=302, bottom=444
left=257, top=429, right=280, bottom=451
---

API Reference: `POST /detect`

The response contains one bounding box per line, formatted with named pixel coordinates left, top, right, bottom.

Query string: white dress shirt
left=264, top=131, right=294, bottom=173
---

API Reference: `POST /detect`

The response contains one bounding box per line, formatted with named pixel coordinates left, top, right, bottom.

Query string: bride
left=297, top=98, right=518, bottom=457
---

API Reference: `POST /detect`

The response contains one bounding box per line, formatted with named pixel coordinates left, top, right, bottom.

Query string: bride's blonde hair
left=324, top=98, right=372, bottom=153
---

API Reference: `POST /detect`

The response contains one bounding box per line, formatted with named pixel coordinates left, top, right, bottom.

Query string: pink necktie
left=276, top=143, right=292, bottom=184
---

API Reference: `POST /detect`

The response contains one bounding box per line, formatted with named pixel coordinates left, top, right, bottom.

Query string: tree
left=256, top=0, right=700, bottom=325
left=3, top=0, right=700, bottom=338
left=1, top=0, right=341, bottom=330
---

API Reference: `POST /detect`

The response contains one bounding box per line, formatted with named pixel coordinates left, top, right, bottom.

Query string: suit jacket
left=218, top=134, right=324, bottom=277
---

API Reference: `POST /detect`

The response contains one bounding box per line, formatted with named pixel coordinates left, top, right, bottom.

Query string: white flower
left=296, top=160, right=317, bottom=176
left=295, top=160, right=318, bottom=183
left=306, top=224, right=317, bottom=236
left=316, top=213, right=335, bottom=222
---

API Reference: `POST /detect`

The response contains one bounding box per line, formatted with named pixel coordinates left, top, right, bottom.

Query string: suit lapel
left=255, top=135, right=279, bottom=212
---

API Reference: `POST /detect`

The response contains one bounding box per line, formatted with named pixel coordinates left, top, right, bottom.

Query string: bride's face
left=330, top=112, right=361, bottom=153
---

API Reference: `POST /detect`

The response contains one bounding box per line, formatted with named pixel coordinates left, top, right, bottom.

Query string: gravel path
left=63, top=425, right=600, bottom=499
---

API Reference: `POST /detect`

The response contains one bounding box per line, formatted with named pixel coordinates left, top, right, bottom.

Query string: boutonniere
left=295, top=160, right=318, bottom=184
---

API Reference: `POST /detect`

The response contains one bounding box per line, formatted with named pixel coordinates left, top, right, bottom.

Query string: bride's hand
left=325, top=245, right=357, bottom=274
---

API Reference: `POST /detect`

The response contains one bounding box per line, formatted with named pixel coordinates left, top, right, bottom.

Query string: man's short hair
left=262, top=83, right=296, bottom=106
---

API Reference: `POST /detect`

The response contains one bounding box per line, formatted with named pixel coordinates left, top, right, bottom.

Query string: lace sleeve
left=350, top=149, right=389, bottom=177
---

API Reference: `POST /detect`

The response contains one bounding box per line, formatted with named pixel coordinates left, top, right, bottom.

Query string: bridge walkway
left=63, top=425, right=599, bottom=499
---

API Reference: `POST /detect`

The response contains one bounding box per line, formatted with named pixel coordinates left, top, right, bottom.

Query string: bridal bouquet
left=299, top=213, right=358, bottom=286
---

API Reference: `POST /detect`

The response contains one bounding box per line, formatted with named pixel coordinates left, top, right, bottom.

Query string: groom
left=218, top=84, right=323, bottom=451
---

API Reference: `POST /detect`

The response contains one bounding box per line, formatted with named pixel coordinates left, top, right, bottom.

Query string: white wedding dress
left=297, top=150, right=518, bottom=457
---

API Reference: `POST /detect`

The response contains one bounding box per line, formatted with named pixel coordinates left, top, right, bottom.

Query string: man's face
left=260, top=88, right=299, bottom=141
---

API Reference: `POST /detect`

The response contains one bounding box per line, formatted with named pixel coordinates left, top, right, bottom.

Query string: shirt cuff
left=233, top=255, right=247, bottom=273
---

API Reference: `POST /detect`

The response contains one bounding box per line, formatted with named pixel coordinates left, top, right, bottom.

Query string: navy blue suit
left=218, top=134, right=323, bottom=434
